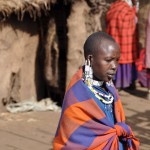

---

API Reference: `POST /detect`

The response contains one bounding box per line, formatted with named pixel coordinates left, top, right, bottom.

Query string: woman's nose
left=112, top=62, right=117, bottom=70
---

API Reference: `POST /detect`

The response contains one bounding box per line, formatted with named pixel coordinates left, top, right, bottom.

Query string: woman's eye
left=106, top=59, right=112, bottom=62
left=116, top=58, right=120, bottom=62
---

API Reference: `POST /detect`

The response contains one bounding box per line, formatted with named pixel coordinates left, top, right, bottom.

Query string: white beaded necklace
left=87, top=80, right=114, bottom=104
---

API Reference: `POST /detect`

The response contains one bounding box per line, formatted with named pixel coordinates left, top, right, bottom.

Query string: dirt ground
left=0, top=85, right=150, bottom=150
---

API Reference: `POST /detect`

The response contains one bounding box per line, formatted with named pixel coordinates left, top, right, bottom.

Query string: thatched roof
left=0, top=0, right=56, bottom=21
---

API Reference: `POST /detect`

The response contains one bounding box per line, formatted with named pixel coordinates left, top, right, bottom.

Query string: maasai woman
left=53, top=31, right=139, bottom=149
left=106, top=0, right=139, bottom=90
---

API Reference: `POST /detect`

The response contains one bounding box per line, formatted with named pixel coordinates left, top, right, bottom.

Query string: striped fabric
left=53, top=68, right=139, bottom=150
left=106, top=0, right=138, bottom=64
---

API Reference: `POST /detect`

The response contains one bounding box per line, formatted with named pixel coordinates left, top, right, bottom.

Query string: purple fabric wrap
left=138, top=69, right=150, bottom=88
left=114, top=63, right=137, bottom=88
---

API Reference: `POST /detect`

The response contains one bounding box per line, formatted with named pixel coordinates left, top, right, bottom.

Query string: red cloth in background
left=106, top=0, right=138, bottom=64
left=136, top=48, right=146, bottom=71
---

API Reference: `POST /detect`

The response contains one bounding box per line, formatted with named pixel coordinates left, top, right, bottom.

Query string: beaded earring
left=84, top=57, right=103, bottom=87
left=84, top=58, right=93, bottom=81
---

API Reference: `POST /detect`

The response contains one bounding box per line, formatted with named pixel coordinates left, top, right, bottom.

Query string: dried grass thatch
left=0, top=0, right=56, bottom=21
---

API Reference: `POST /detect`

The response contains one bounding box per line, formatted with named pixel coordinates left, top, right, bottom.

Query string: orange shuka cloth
left=53, top=68, right=140, bottom=150
left=106, top=1, right=138, bottom=64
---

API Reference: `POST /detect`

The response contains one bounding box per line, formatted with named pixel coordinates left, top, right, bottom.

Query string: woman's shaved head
left=83, top=31, right=120, bottom=82
left=83, top=31, right=119, bottom=59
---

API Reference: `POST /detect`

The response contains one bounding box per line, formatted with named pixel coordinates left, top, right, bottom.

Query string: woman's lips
left=107, top=73, right=115, bottom=79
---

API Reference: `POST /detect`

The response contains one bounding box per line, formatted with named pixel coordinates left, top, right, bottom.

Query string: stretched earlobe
left=87, top=55, right=93, bottom=66
left=84, top=56, right=93, bottom=80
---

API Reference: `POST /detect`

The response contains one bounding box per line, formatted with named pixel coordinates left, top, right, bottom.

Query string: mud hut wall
left=66, top=1, right=89, bottom=86
left=0, top=17, right=39, bottom=109
left=138, top=2, right=150, bottom=49
left=20, top=26, right=39, bottom=101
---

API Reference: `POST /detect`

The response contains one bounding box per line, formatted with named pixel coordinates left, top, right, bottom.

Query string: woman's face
left=91, top=43, right=120, bottom=82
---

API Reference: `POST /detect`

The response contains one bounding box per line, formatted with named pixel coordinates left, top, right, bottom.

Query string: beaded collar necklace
left=86, top=79, right=114, bottom=104
left=86, top=78, right=104, bottom=87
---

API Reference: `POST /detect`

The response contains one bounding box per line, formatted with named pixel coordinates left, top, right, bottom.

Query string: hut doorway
left=35, top=1, right=71, bottom=105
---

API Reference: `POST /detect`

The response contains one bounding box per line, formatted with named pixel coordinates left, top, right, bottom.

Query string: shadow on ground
left=124, top=89, right=148, bottom=99
left=126, top=109, right=150, bottom=146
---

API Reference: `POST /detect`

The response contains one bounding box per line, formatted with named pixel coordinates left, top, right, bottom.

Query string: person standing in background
left=146, top=9, right=150, bottom=95
left=106, top=0, right=139, bottom=90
